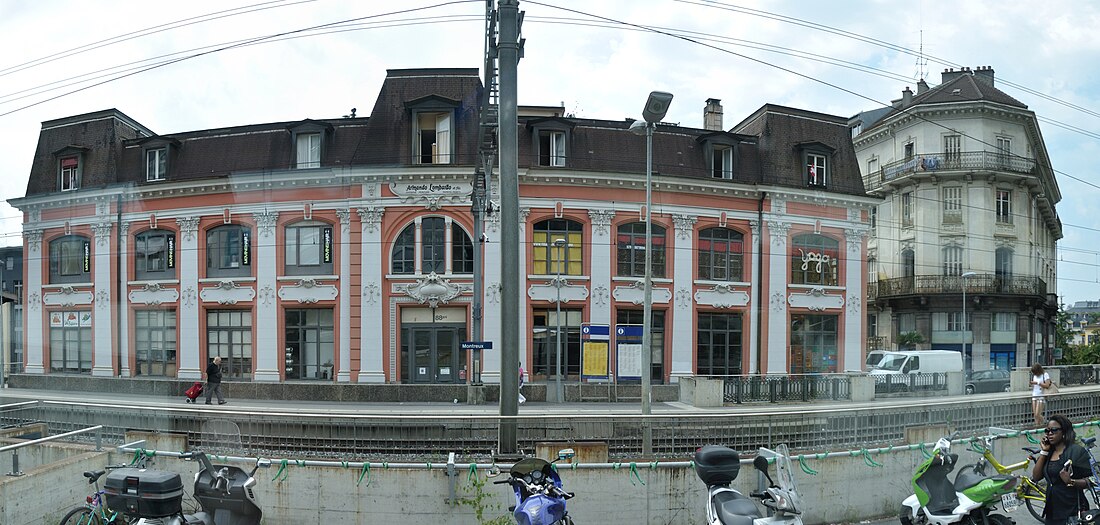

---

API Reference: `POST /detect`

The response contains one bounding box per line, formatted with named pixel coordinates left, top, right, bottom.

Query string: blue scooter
left=492, top=449, right=576, bottom=525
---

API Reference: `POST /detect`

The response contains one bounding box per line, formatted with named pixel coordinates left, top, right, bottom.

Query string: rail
left=871, top=273, right=1047, bottom=301
left=877, top=150, right=1036, bottom=183
left=0, top=422, right=103, bottom=476
left=719, top=374, right=852, bottom=403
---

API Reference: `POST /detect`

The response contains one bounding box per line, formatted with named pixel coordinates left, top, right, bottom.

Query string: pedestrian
left=518, top=365, right=526, bottom=404
left=1032, top=414, right=1091, bottom=525
left=205, top=356, right=227, bottom=405
left=1030, top=363, right=1051, bottom=427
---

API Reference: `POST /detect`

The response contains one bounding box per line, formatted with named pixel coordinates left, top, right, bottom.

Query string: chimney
left=916, top=79, right=929, bottom=94
left=703, top=98, right=723, bottom=131
left=901, top=86, right=913, bottom=107
left=941, top=67, right=967, bottom=85
left=973, top=65, right=995, bottom=87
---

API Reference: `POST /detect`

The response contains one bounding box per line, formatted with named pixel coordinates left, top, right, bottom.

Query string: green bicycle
left=973, top=436, right=1047, bottom=522
left=58, top=465, right=135, bottom=525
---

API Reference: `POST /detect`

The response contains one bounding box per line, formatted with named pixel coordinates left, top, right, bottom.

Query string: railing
left=873, top=372, right=949, bottom=394
left=870, top=274, right=1047, bottom=301
left=1053, top=365, right=1100, bottom=386
left=720, top=374, right=852, bottom=403
left=877, top=151, right=1036, bottom=183
left=0, top=411, right=103, bottom=476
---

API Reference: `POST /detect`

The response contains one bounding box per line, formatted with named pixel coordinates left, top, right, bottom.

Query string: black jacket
left=206, top=362, right=222, bottom=384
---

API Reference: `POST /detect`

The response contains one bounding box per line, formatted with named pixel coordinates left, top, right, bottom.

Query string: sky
left=1, top=0, right=1099, bottom=304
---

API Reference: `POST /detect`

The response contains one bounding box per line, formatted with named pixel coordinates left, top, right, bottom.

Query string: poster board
left=615, top=324, right=643, bottom=380
left=581, top=324, right=610, bottom=380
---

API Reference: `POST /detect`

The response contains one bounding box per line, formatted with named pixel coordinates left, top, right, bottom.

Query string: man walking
left=205, top=356, right=226, bottom=405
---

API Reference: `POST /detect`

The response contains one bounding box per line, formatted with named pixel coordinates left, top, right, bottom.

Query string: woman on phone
left=1032, top=414, right=1091, bottom=525
left=1030, top=363, right=1052, bottom=427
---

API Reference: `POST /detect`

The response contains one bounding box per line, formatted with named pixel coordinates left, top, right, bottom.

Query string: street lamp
left=961, top=271, right=977, bottom=372
left=629, top=90, right=673, bottom=456
left=553, top=237, right=567, bottom=403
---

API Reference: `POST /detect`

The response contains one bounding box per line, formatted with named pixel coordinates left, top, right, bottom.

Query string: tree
left=897, top=331, right=925, bottom=351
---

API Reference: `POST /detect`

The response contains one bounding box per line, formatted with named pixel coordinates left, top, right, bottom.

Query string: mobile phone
left=1063, top=459, right=1073, bottom=471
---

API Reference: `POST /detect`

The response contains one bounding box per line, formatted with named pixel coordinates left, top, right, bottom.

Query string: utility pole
left=473, top=0, right=500, bottom=386
left=497, top=0, right=523, bottom=454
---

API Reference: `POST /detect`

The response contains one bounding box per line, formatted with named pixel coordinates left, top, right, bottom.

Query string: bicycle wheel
left=1023, top=479, right=1047, bottom=523
left=58, top=506, right=101, bottom=525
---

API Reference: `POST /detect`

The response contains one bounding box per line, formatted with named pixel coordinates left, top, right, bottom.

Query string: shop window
left=49, top=235, right=91, bottom=284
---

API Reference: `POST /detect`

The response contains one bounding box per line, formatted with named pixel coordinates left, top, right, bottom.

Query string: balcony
left=868, top=274, right=1047, bottom=302
left=874, top=151, right=1035, bottom=184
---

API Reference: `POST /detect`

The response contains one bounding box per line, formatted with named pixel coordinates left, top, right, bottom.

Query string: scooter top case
left=193, top=464, right=261, bottom=521
left=695, top=445, right=742, bottom=486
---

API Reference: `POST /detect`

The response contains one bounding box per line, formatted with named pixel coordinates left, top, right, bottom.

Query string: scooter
left=491, top=448, right=576, bottom=525
left=899, top=433, right=1017, bottom=525
left=694, top=443, right=804, bottom=525
left=136, top=451, right=271, bottom=525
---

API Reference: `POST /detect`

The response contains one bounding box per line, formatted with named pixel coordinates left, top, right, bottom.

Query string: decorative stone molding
left=770, top=291, right=786, bottom=313
left=181, top=286, right=197, bottom=307
left=848, top=208, right=861, bottom=222
left=612, top=280, right=672, bottom=305
left=43, top=286, right=94, bottom=307
left=96, top=202, right=109, bottom=217
left=845, top=228, right=868, bottom=253
left=28, top=292, right=40, bottom=311
left=588, top=210, right=615, bottom=236
left=258, top=285, right=275, bottom=306
left=405, top=272, right=462, bottom=309
left=119, top=221, right=130, bottom=246
left=389, top=181, right=472, bottom=210
left=336, top=209, right=352, bottom=234
left=356, top=207, right=384, bottom=233
left=92, top=223, right=113, bottom=247
left=177, top=217, right=200, bottom=242
left=519, top=208, right=530, bottom=225
left=24, top=229, right=43, bottom=252
left=672, top=214, right=697, bottom=240
left=129, top=283, right=180, bottom=306
left=748, top=220, right=759, bottom=238
left=591, top=284, right=609, bottom=307
left=200, top=280, right=256, bottom=305
left=487, top=282, right=502, bottom=304
left=846, top=293, right=861, bottom=315
left=253, top=211, right=279, bottom=238
left=788, top=287, right=845, bottom=312
left=486, top=205, right=500, bottom=234
left=362, top=281, right=380, bottom=305
left=767, top=221, right=791, bottom=246
left=527, top=277, right=589, bottom=303
left=676, top=288, right=693, bottom=309
left=694, top=283, right=751, bottom=309
left=279, top=279, right=338, bottom=304
left=29, top=209, right=41, bottom=223
left=95, top=290, right=110, bottom=309
left=772, top=198, right=786, bottom=215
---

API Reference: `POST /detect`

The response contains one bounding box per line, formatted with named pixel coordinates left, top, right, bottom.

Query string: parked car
left=964, top=369, right=1011, bottom=394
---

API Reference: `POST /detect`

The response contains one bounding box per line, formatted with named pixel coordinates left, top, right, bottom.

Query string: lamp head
left=641, top=91, right=674, bottom=123
left=628, top=119, right=648, bottom=136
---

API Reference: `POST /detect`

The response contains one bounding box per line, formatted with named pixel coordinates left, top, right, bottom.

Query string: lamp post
left=961, top=271, right=977, bottom=373
left=629, top=91, right=673, bottom=456
left=553, top=237, right=567, bottom=403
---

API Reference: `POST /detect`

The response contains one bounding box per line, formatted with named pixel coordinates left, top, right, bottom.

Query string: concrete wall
left=0, top=446, right=118, bottom=525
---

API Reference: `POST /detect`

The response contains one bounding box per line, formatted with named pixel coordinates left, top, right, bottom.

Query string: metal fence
left=873, top=372, right=949, bottom=394
left=4, top=389, right=1098, bottom=462
left=1051, top=365, right=1100, bottom=386
left=720, top=374, right=852, bottom=403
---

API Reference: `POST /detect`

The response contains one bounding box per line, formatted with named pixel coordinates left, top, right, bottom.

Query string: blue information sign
left=460, top=341, right=493, bottom=350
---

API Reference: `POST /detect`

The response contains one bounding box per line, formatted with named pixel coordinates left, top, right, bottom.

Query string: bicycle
left=971, top=435, right=1048, bottom=522
left=58, top=465, right=134, bottom=525
left=1080, top=436, right=1100, bottom=509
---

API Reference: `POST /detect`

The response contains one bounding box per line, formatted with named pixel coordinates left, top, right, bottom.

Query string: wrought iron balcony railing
left=873, top=151, right=1036, bottom=184
left=868, top=274, right=1047, bottom=302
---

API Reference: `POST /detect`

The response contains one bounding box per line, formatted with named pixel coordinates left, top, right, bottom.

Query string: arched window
left=206, top=224, right=251, bottom=278
left=790, top=233, right=839, bottom=286
left=532, top=219, right=583, bottom=275
left=698, top=227, right=744, bottom=281
left=135, top=229, right=176, bottom=280
left=284, top=220, right=333, bottom=276
left=390, top=218, right=474, bottom=275
left=49, top=235, right=91, bottom=284
left=617, top=222, right=665, bottom=278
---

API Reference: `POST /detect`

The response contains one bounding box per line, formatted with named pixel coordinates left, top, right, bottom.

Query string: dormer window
left=796, top=141, right=834, bottom=189
left=146, top=147, right=168, bottom=181
left=697, top=132, right=740, bottom=181
left=807, top=153, right=826, bottom=187
left=712, top=146, right=733, bottom=179
left=540, top=131, right=566, bottom=166
left=59, top=156, right=80, bottom=191
left=288, top=120, right=332, bottom=170
left=406, top=95, right=460, bottom=166
left=527, top=118, right=574, bottom=168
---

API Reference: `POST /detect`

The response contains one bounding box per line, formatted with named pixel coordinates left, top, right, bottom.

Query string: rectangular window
left=206, top=310, right=252, bottom=378
left=49, top=310, right=92, bottom=373
left=697, top=313, right=743, bottom=376
left=898, top=313, right=916, bottom=334
left=296, top=133, right=321, bottom=169
left=135, top=310, right=177, bottom=376
left=415, top=112, right=452, bottom=164
left=712, top=146, right=733, bottom=179
left=870, top=206, right=877, bottom=230
left=135, top=231, right=175, bottom=280
left=901, top=192, right=913, bottom=228
left=943, top=246, right=963, bottom=276
left=944, top=135, right=961, bottom=165
left=996, top=189, right=1012, bottom=224
left=285, top=309, right=335, bottom=380
left=206, top=226, right=251, bottom=278
left=532, top=308, right=582, bottom=379
left=539, top=131, right=566, bottom=167
left=60, top=156, right=79, bottom=191
left=993, top=312, right=1016, bottom=332
left=807, top=153, right=826, bottom=187
left=942, top=186, right=962, bottom=224
left=868, top=157, right=878, bottom=176
left=616, top=309, right=665, bottom=383
left=146, top=148, right=168, bottom=181
left=904, top=142, right=914, bottom=161
left=790, top=314, right=838, bottom=374
left=946, top=311, right=969, bottom=332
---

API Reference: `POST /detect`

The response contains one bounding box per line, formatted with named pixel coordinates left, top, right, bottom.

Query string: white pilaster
left=844, top=228, right=866, bottom=371
left=335, top=209, right=352, bottom=382
left=482, top=209, right=503, bottom=383
left=748, top=220, right=760, bottom=373
left=587, top=210, right=614, bottom=329
left=176, top=217, right=201, bottom=379
left=517, top=208, right=530, bottom=372
left=91, top=222, right=114, bottom=376
left=766, top=220, right=791, bottom=374
left=253, top=211, right=280, bottom=381
left=23, top=229, right=44, bottom=374
left=670, top=214, right=696, bottom=382
left=118, top=222, right=131, bottom=377
left=358, top=207, right=385, bottom=383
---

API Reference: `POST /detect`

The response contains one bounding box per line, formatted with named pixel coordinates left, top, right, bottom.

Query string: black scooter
left=134, top=451, right=271, bottom=525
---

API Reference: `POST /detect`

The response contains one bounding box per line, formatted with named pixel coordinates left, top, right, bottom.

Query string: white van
left=865, top=350, right=887, bottom=370
left=869, top=350, right=963, bottom=376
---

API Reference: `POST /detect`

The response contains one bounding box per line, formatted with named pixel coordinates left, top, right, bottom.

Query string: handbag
left=1043, top=381, right=1059, bottom=394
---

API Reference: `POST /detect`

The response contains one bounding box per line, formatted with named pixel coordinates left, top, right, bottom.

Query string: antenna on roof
left=915, top=29, right=928, bottom=82
left=342, top=108, right=357, bottom=118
